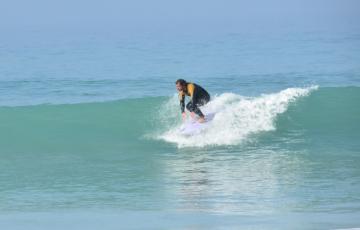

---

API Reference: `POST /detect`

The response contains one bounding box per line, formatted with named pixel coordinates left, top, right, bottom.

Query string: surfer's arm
left=179, top=93, right=185, bottom=113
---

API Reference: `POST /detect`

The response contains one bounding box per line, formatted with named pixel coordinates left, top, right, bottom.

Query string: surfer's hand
left=182, top=112, right=186, bottom=120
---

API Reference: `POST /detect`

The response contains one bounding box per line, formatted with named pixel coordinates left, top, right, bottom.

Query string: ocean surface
left=0, top=29, right=360, bottom=229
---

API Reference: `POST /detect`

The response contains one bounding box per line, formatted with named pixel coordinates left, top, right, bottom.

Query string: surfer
left=175, top=79, right=210, bottom=123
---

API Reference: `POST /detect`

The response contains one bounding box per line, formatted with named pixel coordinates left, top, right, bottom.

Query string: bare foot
left=198, top=117, right=205, bottom=123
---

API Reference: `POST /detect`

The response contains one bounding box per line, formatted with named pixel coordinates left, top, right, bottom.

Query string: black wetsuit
left=179, top=83, right=210, bottom=118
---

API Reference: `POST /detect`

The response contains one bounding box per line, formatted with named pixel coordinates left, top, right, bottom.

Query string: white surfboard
left=179, top=113, right=216, bottom=135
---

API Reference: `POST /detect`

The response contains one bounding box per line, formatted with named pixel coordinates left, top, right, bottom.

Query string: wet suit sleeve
left=179, top=92, right=185, bottom=113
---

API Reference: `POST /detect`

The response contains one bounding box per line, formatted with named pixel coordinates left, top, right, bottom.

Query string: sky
left=0, top=0, right=359, bottom=34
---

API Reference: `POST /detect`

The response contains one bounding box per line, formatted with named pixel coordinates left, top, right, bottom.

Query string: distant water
left=0, top=29, right=360, bottom=229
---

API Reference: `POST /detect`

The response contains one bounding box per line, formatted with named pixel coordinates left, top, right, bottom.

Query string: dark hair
left=175, top=79, right=187, bottom=86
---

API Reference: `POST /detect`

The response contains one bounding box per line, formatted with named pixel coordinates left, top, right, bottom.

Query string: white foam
left=158, top=86, right=318, bottom=148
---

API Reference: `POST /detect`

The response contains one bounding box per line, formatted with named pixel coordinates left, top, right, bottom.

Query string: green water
left=0, top=87, right=359, bottom=230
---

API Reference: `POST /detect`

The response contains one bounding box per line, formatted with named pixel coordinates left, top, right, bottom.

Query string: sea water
left=0, top=28, right=360, bottom=229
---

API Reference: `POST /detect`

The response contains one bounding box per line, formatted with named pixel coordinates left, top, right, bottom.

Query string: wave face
left=0, top=86, right=359, bottom=152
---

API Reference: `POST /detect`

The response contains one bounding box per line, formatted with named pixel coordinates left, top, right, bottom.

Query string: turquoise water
left=1, top=30, right=360, bottom=229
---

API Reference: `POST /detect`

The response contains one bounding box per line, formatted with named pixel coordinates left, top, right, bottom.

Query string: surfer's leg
left=190, top=94, right=207, bottom=118
left=186, top=101, right=194, bottom=112
left=186, top=102, right=197, bottom=119
left=190, top=102, right=205, bottom=123
left=192, top=106, right=204, bottom=118
left=188, top=101, right=204, bottom=118
left=193, top=94, right=210, bottom=123
left=191, top=101, right=205, bottom=118
left=193, top=104, right=206, bottom=123
left=192, top=93, right=209, bottom=118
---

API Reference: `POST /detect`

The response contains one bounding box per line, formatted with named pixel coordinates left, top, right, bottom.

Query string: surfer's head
left=176, top=79, right=187, bottom=91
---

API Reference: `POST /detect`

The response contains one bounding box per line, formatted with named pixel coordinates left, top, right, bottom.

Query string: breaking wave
left=158, top=86, right=318, bottom=147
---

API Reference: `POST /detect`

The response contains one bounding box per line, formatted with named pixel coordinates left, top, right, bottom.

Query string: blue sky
left=1, top=0, right=359, bottom=33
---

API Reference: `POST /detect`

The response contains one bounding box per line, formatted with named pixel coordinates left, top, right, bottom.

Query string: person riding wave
left=175, top=79, right=210, bottom=123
